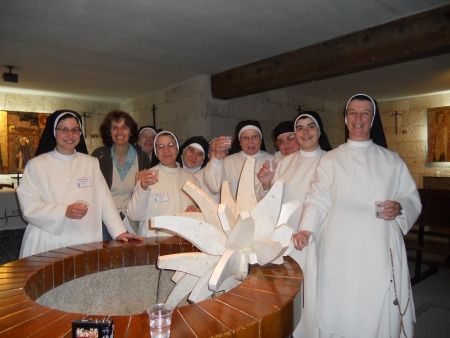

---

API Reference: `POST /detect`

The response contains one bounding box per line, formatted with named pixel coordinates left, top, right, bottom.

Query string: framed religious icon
left=427, top=106, right=450, bottom=164
left=0, top=111, right=49, bottom=174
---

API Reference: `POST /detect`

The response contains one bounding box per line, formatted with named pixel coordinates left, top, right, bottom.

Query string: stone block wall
left=379, top=92, right=450, bottom=187
left=211, top=89, right=344, bottom=153
left=122, top=75, right=343, bottom=153
left=3, top=78, right=446, bottom=189
left=120, top=75, right=211, bottom=142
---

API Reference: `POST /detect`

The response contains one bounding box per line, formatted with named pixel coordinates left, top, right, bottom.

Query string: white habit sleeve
left=127, top=181, right=152, bottom=221
left=203, top=157, right=224, bottom=194
left=392, top=155, right=421, bottom=234
left=17, top=159, right=67, bottom=236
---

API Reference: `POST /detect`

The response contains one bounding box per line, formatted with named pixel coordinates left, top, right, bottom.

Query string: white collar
left=51, top=149, right=77, bottom=161
left=157, top=162, right=180, bottom=173
left=184, top=165, right=202, bottom=173
left=181, top=158, right=202, bottom=173
left=347, top=139, right=373, bottom=148
left=240, top=150, right=265, bottom=159
left=300, top=147, right=324, bottom=158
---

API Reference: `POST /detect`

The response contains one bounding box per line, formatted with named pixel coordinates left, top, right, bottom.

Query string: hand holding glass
left=214, top=136, right=232, bottom=159
left=140, top=169, right=159, bottom=189
left=217, top=135, right=232, bottom=150
left=76, top=200, right=89, bottom=208
left=148, top=169, right=159, bottom=179
left=263, top=159, right=276, bottom=172
left=66, top=200, right=88, bottom=219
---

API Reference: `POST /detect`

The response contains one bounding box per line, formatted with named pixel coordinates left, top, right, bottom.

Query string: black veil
left=35, top=110, right=88, bottom=156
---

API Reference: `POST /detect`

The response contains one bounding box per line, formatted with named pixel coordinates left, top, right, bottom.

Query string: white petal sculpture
left=152, top=216, right=227, bottom=256
left=235, top=157, right=258, bottom=216
left=278, top=199, right=302, bottom=229
left=153, top=157, right=298, bottom=306
left=165, top=273, right=199, bottom=307
left=217, top=203, right=235, bottom=235
left=182, top=181, right=220, bottom=228
left=251, top=180, right=283, bottom=240
left=208, top=249, right=243, bottom=291
left=158, top=253, right=220, bottom=277
left=220, top=181, right=236, bottom=220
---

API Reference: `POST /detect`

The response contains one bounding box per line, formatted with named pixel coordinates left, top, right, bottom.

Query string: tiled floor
left=412, top=267, right=450, bottom=338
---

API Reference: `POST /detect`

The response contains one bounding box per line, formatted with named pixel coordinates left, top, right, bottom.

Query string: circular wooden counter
left=0, top=237, right=302, bottom=338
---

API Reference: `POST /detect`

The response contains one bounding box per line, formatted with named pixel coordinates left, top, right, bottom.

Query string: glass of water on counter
left=147, top=303, right=173, bottom=338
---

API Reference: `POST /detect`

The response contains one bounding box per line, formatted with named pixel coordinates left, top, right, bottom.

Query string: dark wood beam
left=211, top=4, right=450, bottom=99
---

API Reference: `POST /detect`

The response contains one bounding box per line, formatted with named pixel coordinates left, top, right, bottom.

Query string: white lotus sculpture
left=153, top=157, right=301, bottom=306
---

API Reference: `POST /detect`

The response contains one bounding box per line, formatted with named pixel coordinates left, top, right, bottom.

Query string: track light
left=3, top=65, right=18, bottom=83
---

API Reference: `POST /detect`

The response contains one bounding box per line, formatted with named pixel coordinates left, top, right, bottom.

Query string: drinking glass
left=147, top=303, right=173, bottom=338
left=149, top=169, right=159, bottom=180
left=375, top=201, right=385, bottom=218
left=224, top=135, right=232, bottom=148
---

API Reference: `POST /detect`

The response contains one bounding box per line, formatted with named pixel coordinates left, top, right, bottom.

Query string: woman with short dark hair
left=92, top=110, right=151, bottom=238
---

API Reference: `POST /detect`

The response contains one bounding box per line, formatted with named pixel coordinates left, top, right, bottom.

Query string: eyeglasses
left=111, top=125, right=130, bottom=132
left=55, top=127, right=82, bottom=135
left=240, top=135, right=260, bottom=143
left=156, top=142, right=177, bottom=150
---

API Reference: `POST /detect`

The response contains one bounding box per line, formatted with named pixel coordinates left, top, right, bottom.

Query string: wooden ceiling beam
left=211, top=4, right=450, bottom=99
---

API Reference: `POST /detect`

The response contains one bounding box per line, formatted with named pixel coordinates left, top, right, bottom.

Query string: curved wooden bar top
left=0, top=237, right=302, bottom=338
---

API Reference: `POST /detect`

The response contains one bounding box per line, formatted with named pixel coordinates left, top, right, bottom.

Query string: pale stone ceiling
left=0, top=0, right=449, bottom=102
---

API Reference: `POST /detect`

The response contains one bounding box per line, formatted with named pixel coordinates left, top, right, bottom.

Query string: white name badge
left=77, top=177, right=92, bottom=188
left=154, top=192, right=169, bottom=202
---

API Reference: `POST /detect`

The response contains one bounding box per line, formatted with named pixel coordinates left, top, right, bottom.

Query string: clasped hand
left=65, top=202, right=88, bottom=219
left=257, top=160, right=277, bottom=190
left=292, top=230, right=312, bottom=251
left=379, top=200, right=402, bottom=220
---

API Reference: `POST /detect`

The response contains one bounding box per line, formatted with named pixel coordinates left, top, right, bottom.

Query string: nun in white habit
left=292, top=94, right=421, bottom=338
left=137, top=125, right=157, bottom=159
left=177, top=135, right=219, bottom=202
left=18, top=110, right=141, bottom=258
left=257, top=111, right=332, bottom=338
left=203, top=120, right=274, bottom=199
left=257, top=111, right=332, bottom=205
left=127, top=131, right=199, bottom=237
